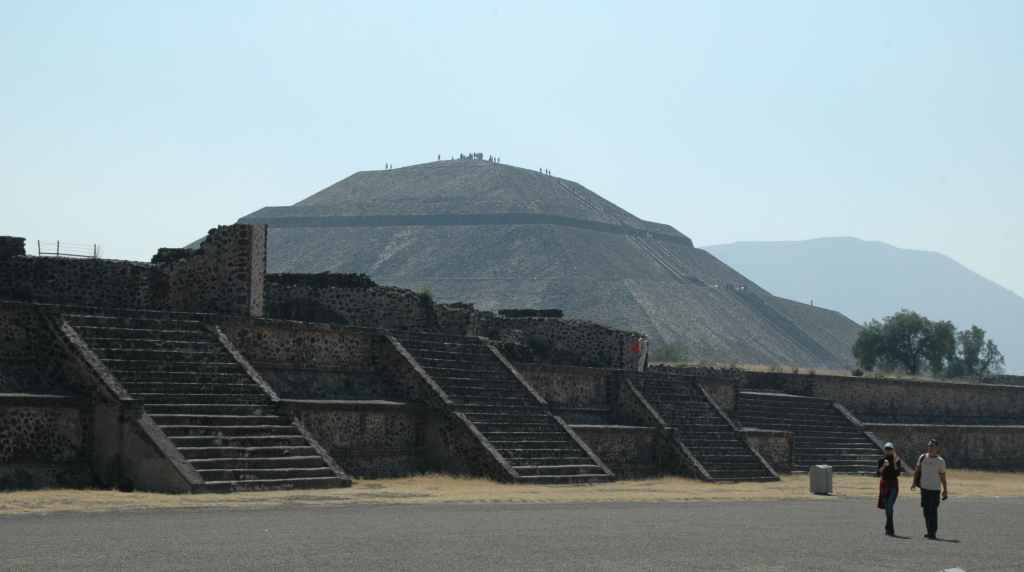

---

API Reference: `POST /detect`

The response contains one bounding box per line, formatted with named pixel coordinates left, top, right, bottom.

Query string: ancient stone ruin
left=2, top=225, right=1023, bottom=492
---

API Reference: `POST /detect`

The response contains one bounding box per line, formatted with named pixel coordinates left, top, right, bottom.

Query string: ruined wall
left=866, top=423, right=1024, bottom=470
left=515, top=363, right=612, bottom=410
left=0, top=395, right=92, bottom=490
left=283, top=400, right=425, bottom=477
left=487, top=316, right=647, bottom=370
left=217, top=317, right=390, bottom=400
left=0, top=225, right=267, bottom=318
left=571, top=425, right=660, bottom=478
left=157, top=224, right=267, bottom=317
left=265, top=278, right=431, bottom=330
left=0, top=302, right=80, bottom=395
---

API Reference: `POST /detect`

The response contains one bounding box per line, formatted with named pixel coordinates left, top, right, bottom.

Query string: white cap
left=883, top=442, right=894, bottom=449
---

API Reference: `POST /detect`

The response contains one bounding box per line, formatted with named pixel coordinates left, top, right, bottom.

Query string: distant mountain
left=706, top=237, right=1024, bottom=373
left=228, top=159, right=862, bottom=368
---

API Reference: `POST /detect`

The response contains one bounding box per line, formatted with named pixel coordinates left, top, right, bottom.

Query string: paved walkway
left=1, top=498, right=1020, bottom=571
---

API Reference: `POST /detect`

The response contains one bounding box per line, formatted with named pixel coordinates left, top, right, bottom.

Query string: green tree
left=880, top=310, right=932, bottom=375
left=852, top=320, right=884, bottom=371
left=949, top=325, right=1006, bottom=377
left=925, top=320, right=956, bottom=377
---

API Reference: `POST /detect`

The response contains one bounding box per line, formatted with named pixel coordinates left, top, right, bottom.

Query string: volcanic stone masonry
left=1, top=223, right=1023, bottom=492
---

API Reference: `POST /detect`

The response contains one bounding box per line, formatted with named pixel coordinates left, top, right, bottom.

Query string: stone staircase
left=634, top=377, right=777, bottom=482
left=735, top=391, right=882, bottom=474
left=391, top=330, right=613, bottom=484
left=63, top=309, right=349, bottom=492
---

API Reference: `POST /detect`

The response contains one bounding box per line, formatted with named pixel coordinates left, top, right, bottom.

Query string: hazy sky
left=3, top=2, right=1022, bottom=296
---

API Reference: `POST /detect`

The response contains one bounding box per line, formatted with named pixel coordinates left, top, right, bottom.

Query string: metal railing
left=37, top=240, right=101, bottom=259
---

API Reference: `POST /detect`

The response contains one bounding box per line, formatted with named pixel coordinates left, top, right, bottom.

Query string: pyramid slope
left=239, top=160, right=860, bottom=368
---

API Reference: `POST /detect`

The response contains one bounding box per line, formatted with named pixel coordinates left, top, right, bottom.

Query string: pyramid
left=238, top=159, right=860, bottom=368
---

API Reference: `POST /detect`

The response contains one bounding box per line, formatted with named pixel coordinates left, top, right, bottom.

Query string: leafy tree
left=879, top=310, right=932, bottom=375
left=925, top=320, right=956, bottom=377
left=852, top=320, right=884, bottom=371
left=948, top=326, right=1006, bottom=377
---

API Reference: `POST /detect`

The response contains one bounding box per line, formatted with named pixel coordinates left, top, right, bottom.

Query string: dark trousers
left=883, top=487, right=899, bottom=533
left=920, top=489, right=941, bottom=536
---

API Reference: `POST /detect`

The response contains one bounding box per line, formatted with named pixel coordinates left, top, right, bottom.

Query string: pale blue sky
left=3, top=1, right=1022, bottom=297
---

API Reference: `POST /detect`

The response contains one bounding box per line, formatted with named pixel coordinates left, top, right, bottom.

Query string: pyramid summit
left=238, top=158, right=860, bottom=368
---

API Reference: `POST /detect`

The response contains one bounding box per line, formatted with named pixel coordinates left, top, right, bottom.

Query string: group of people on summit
left=876, top=439, right=949, bottom=539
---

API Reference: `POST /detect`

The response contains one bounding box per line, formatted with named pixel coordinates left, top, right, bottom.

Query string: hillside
left=707, top=237, right=1023, bottom=373
left=236, top=159, right=861, bottom=368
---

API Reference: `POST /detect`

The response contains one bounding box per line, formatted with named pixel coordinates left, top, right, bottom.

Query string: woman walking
left=876, top=442, right=905, bottom=536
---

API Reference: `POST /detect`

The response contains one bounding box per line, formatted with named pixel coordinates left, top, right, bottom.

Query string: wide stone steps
left=64, top=310, right=348, bottom=492
left=736, top=392, right=880, bottom=474
left=394, top=330, right=612, bottom=484
left=636, top=381, right=775, bottom=482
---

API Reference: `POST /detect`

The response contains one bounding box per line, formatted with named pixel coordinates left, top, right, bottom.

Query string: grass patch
left=1, top=470, right=1020, bottom=516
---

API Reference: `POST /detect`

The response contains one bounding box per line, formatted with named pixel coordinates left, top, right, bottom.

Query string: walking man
left=911, top=439, right=949, bottom=539
left=876, top=442, right=904, bottom=536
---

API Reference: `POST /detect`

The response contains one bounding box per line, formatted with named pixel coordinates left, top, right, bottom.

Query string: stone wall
left=743, top=429, right=793, bottom=473
left=571, top=425, right=661, bottom=478
left=0, top=237, right=26, bottom=259
left=155, top=224, right=267, bottom=317
left=865, top=423, right=1024, bottom=470
left=217, top=317, right=390, bottom=400
left=487, top=316, right=647, bottom=370
left=0, top=302, right=81, bottom=395
left=265, top=279, right=431, bottom=330
left=0, top=225, right=266, bottom=317
left=0, top=394, right=92, bottom=490
left=282, top=400, right=425, bottom=477
left=737, top=371, right=1024, bottom=424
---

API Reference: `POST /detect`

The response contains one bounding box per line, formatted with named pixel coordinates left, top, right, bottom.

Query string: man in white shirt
left=911, top=439, right=949, bottom=539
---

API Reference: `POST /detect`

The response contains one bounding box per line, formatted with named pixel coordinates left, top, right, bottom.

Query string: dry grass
left=1, top=470, right=1020, bottom=516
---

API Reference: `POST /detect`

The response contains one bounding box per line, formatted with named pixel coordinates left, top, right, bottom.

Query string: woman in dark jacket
left=877, top=442, right=905, bottom=536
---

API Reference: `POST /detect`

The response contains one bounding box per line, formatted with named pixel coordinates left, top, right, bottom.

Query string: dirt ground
left=0, top=469, right=1019, bottom=516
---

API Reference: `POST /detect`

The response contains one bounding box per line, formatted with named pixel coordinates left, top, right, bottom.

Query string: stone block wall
left=282, top=400, right=425, bottom=477
left=737, top=371, right=1024, bottom=423
left=0, top=302, right=80, bottom=395
left=265, top=279, right=430, bottom=330
left=0, top=256, right=161, bottom=309
left=571, top=425, right=661, bottom=478
left=485, top=315, right=647, bottom=370
left=0, top=394, right=92, bottom=490
left=217, top=317, right=389, bottom=400
left=865, top=423, right=1024, bottom=470
left=156, top=224, right=267, bottom=317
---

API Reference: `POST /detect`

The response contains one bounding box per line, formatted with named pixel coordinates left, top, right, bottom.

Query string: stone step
left=107, top=360, right=241, bottom=373
left=488, top=439, right=575, bottom=449
left=397, top=346, right=495, bottom=360
left=432, top=374, right=518, bottom=385
left=394, top=331, right=486, bottom=344
left=171, top=435, right=309, bottom=448
left=473, top=421, right=554, bottom=433
left=72, top=326, right=211, bottom=343
left=738, top=412, right=843, bottom=424
left=136, top=393, right=270, bottom=405
left=121, top=382, right=265, bottom=395
left=497, top=448, right=583, bottom=459
left=397, top=339, right=488, bottom=352
left=161, top=425, right=302, bottom=438
left=460, top=404, right=546, bottom=415
left=150, top=414, right=289, bottom=427
left=513, top=464, right=604, bottom=477
left=66, top=314, right=205, bottom=331
left=115, top=371, right=252, bottom=384
left=145, top=403, right=274, bottom=415
left=425, top=366, right=511, bottom=379
left=417, top=358, right=506, bottom=371
left=93, top=347, right=229, bottom=363
left=197, top=476, right=347, bottom=493
left=84, top=337, right=220, bottom=352
left=178, top=445, right=318, bottom=460
left=503, top=455, right=594, bottom=465
left=451, top=397, right=537, bottom=408
left=441, top=385, right=527, bottom=398
left=515, top=474, right=612, bottom=485
left=196, top=467, right=335, bottom=482
left=188, top=456, right=327, bottom=470
left=482, top=431, right=567, bottom=441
